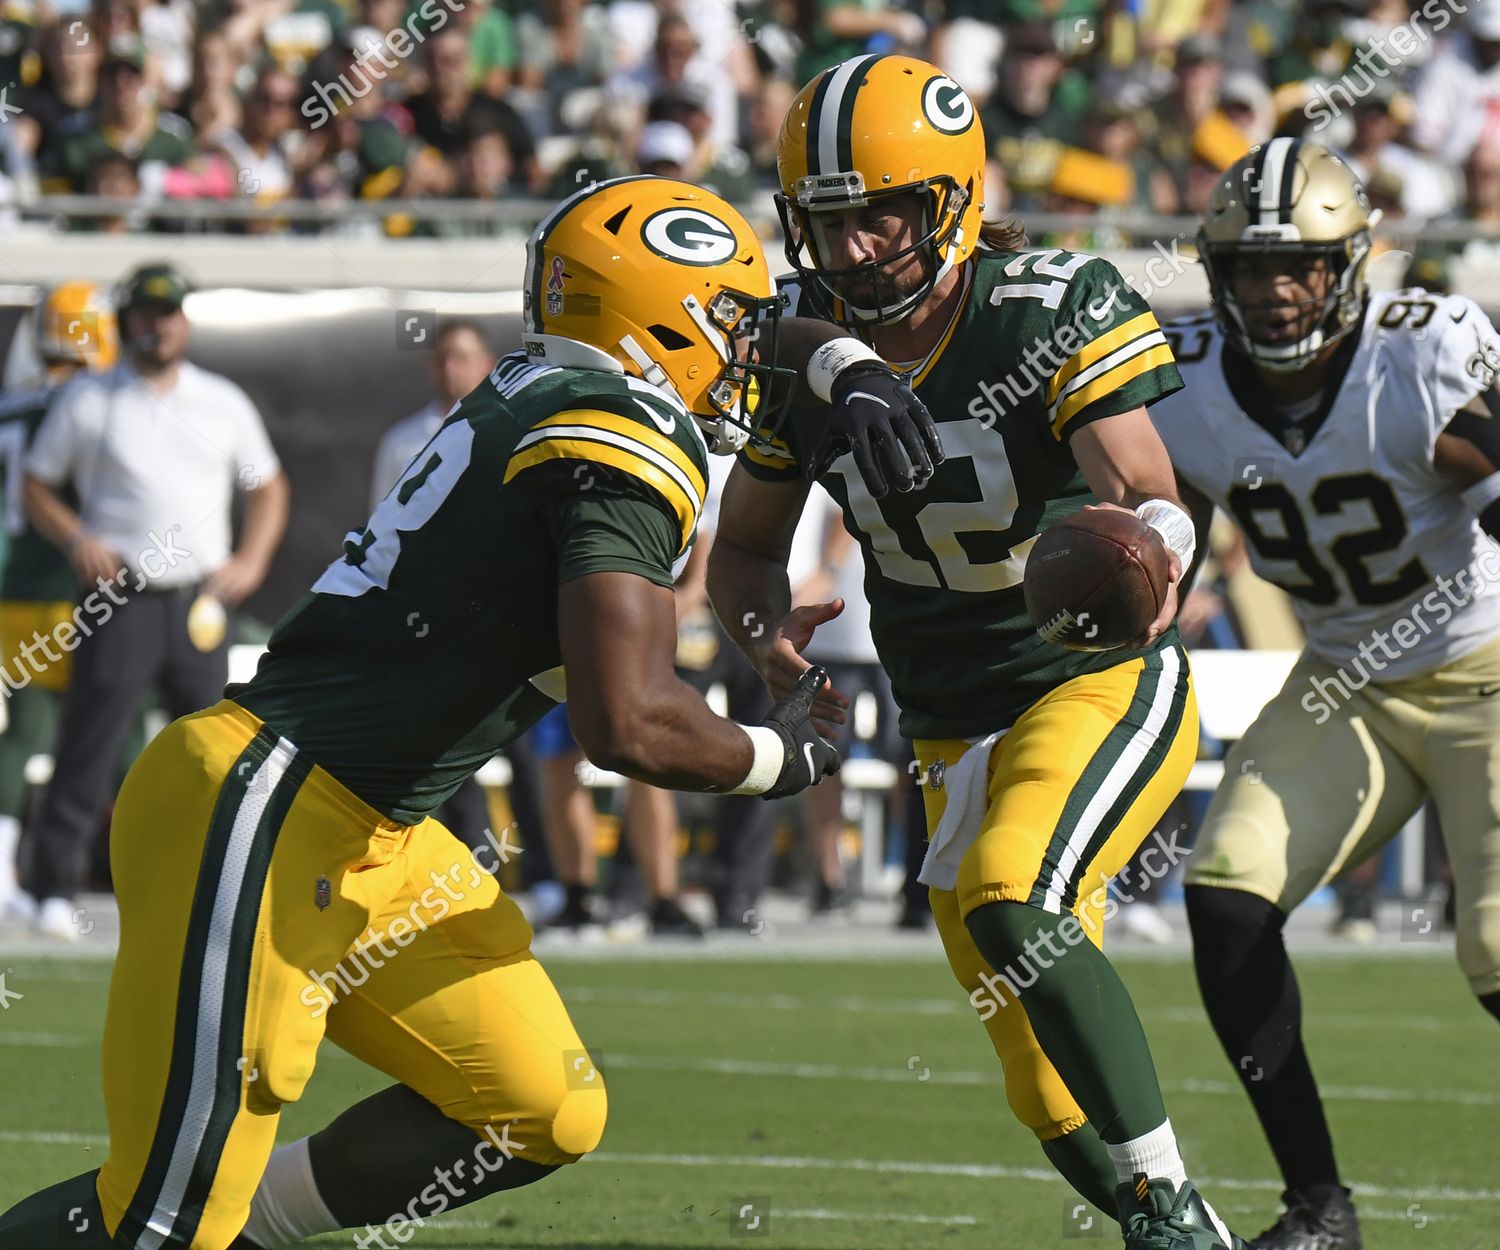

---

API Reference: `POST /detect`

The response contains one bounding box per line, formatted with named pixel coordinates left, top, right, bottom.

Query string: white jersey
left=1151, top=289, right=1500, bottom=680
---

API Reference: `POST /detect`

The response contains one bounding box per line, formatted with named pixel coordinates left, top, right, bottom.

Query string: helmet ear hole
left=648, top=324, right=694, bottom=351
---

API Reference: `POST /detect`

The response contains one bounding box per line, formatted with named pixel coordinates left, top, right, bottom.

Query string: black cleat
left=1115, top=1175, right=1249, bottom=1249
left=1251, top=1186, right=1361, bottom=1250
left=649, top=896, right=707, bottom=937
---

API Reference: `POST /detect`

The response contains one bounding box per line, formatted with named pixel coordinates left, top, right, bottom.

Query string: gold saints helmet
left=776, top=53, right=986, bottom=327
left=521, top=176, right=793, bottom=455
left=36, top=280, right=119, bottom=375
left=1198, top=138, right=1380, bottom=371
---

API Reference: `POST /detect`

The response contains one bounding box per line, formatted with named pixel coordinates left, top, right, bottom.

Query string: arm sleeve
left=546, top=477, right=683, bottom=589
left=1046, top=257, right=1184, bottom=441
left=1429, top=296, right=1500, bottom=446
left=25, top=382, right=82, bottom=486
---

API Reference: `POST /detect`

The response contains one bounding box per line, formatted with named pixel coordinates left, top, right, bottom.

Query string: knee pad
left=452, top=1072, right=608, bottom=1167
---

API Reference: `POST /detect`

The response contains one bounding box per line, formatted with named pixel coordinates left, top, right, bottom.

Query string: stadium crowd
left=0, top=0, right=1497, bottom=250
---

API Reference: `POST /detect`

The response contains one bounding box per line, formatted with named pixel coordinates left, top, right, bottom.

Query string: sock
left=0, top=814, right=19, bottom=892
left=1104, top=1119, right=1186, bottom=1188
left=1186, top=885, right=1342, bottom=1191
left=1480, top=990, right=1500, bottom=1025
left=965, top=900, right=1168, bottom=1143
left=239, top=1138, right=338, bottom=1248
left=308, top=1084, right=558, bottom=1230
left=1040, top=1123, right=1118, bottom=1218
left=0, top=1170, right=113, bottom=1248
left=565, top=882, right=593, bottom=912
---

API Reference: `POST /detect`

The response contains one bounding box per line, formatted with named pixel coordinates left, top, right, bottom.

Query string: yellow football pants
left=96, top=700, right=606, bottom=1250
left=919, top=646, right=1197, bottom=1139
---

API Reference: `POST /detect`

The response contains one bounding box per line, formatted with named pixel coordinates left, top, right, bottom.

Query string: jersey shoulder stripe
left=503, top=408, right=705, bottom=551
left=1051, top=333, right=1174, bottom=435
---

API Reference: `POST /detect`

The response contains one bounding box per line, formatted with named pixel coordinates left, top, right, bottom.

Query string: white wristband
left=1462, top=471, right=1500, bottom=516
left=726, top=724, right=786, bottom=795
left=807, top=337, right=883, bottom=403
left=1135, top=499, right=1196, bottom=571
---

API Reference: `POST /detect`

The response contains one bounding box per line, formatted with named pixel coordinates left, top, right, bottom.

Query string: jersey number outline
left=828, top=417, right=1027, bottom=593
left=313, top=420, right=476, bottom=597
left=1226, top=471, right=1428, bottom=607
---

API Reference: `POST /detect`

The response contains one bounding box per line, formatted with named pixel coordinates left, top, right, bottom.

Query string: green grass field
left=1, top=947, right=1494, bottom=1248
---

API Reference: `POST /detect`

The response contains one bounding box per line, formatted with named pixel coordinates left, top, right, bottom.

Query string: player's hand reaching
left=808, top=364, right=944, bottom=497
left=1135, top=549, right=1182, bottom=649
left=758, top=666, right=843, bottom=798
left=753, top=599, right=851, bottom=737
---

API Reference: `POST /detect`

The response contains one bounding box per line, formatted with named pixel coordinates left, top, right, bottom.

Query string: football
left=1023, top=507, right=1171, bottom=651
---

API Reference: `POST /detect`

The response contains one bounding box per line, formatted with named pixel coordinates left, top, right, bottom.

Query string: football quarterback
left=0, top=281, right=117, bottom=925
left=1151, top=139, right=1500, bottom=1249
left=709, top=54, right=1246, bottom=1250
left=0, top=177, right=865, bottom=1250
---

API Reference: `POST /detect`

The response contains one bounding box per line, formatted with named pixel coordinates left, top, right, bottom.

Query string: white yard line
left=2, top=1133, right=1489, bottom=1209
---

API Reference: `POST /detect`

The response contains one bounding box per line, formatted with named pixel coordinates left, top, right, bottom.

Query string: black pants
left=28, top=585, right=228, bottom=901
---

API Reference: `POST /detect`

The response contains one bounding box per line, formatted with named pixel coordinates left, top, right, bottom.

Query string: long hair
left=978, top=217, right=1028, bottom=251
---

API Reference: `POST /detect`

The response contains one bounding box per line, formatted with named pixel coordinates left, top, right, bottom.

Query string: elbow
left=567, top=701, right=653, bottom=778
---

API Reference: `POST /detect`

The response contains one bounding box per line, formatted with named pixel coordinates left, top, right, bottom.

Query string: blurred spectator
left=1411, top=6, right=1500, bottom=169
left=405, top=26, right=538, bottom=190
left=22, top=20, right=103, bottom=188
left=932, top=2, right=1005, bottom=107
left=982, top=21, right=1092, bottom=212
left=81, top=151, right=142, bottom=232
left=454, top=114, right=515, bottom=198
left=543, top=94, right=634, bottom=196
left=746, top=74, right=797, bottom=189
left=635, top=118, right=693, bottom=176
left=450, top=0, right=516, bottom=95
left=1150, top=34, right=1249, bottom=206
left=1082, top=94, right=1176, bottom=213
left=209, top=66, right=302, bottom=201
left=1342, top=82, right=1454, bottom=222
left=1039, top=147, right=1131, bottom=251
left=1219, top=68, right=1275, bottom=146
left=139, top=0, right=197, bottom=108
left=794, top=0, right=926, bottom=85
left=606, top=14, right=718, bottom=145
left=515, top=0, right=614, bottom=134
left=297, top=41, right=411, bottom=206
left=1456, top=138, right=1500, bottom=272
left=647, top=84, right=754, bottom=200
left=183, top=27, right=244, bottom=139
left=53, top=46, right=193, bottom=192
left=262, top=0, right=344, bottom=75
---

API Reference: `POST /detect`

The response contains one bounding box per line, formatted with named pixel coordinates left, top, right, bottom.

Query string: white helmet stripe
left=816, top=55, right=878, bottom=178
left=1256, top=136, right=1295, bottom=225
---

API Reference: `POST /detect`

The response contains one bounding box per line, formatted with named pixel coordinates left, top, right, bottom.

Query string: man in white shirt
left=18, top=263, right=289, bottom=938
left=369, top=319, right=493, bottom=506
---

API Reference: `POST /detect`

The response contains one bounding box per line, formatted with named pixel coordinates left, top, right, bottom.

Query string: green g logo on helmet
left=921, top=75, right=975, bottom=136
left=640, top=208, right=739, bottom=267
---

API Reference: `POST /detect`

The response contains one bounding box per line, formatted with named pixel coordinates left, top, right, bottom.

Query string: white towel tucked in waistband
left=916, top=730, right=1007, bottom=891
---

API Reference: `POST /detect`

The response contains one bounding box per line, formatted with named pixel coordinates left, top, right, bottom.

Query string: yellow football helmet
left=36, top=280, right=118, bottom=374
left=521, top=175, right=792, bottom=455
left=1199, top=138, right=1380, bottom=371
left=776, top=54, right=986, bottom=326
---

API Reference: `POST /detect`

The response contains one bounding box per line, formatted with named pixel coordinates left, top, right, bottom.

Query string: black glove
left=760, top=666, right=842, bottom=799
left=808, top=363, right=944, bottom=497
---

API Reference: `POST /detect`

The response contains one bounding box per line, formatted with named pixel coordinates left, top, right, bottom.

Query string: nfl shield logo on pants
left=315, top=875, right=332, bottom=911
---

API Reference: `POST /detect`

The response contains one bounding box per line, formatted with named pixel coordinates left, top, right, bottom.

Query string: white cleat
left=1118, top=902, right=1174, bottom=945
left=35, top=896, right=82, bottom=941
left=0, top=886, right=37, bottom=924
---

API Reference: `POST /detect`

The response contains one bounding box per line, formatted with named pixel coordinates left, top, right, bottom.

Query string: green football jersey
left=740, top=248, right=1184, bottom=740
left=232, top=352, right=709, bottom=822
left=0, top=383, right=80, bottom=604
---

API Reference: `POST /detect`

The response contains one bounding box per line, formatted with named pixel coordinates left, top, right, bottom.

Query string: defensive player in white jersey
left=1151, top=139, right=1500, bottom=1250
